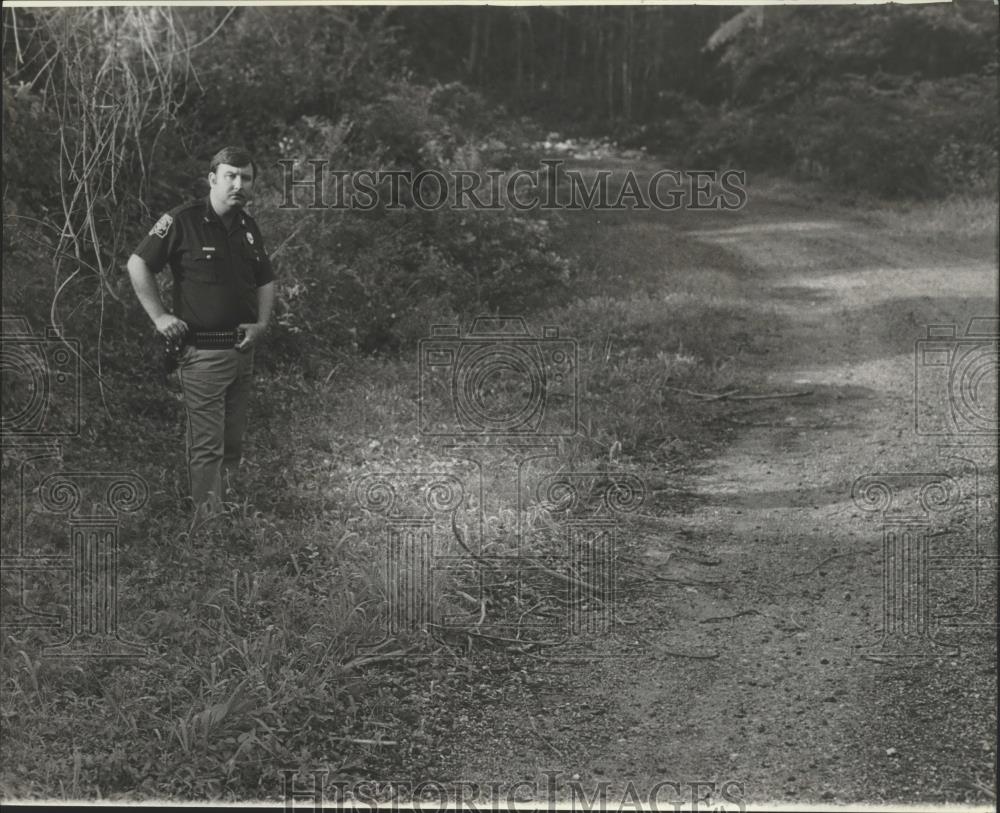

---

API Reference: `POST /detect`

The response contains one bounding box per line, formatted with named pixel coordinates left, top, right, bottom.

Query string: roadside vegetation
left=1, top=5, right=996, bottom=800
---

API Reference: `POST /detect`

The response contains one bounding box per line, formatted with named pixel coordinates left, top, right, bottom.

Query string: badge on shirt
left=149, top=213, right=173, bottom=238
left=246, top=231, right=254, bottom=245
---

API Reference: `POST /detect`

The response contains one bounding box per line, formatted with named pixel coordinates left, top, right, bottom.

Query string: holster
left=162, top=336, right=184, bottom=376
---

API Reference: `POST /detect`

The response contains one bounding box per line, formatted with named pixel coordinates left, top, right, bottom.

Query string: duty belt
left=187, top=329, right=245, bottom=349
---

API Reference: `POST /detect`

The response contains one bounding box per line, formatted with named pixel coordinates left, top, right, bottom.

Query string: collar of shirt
left=202, top=196, right=249, bottom=234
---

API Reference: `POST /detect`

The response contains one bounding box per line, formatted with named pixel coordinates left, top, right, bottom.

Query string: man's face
left=209, top=162, right=254, bottom=214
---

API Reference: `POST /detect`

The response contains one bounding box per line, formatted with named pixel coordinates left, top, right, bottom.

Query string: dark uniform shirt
left=134, top=197, right=275, bottom=332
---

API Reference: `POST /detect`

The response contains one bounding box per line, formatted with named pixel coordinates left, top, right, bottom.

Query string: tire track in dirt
left=431, top=185, right=997, bottom=805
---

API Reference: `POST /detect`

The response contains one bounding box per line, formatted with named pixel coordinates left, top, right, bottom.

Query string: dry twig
left=342, top=648, right=414, bottom=671
left=792, top=551, right=859, bottom=578
left=658, top=648, right=720, bottom=660
left=663, top=386, right=813, bottom=402
left=699, top=609, right=760, bottom=623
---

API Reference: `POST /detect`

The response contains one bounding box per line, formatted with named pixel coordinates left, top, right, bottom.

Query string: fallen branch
left=341, top=648, right=413, bottom=671
left=699, top=609, right=760, bottom=624
left=764, top=610, right=805, bottom=631
left=792, top=551, right=859, bottom=578
left=526, top=557, right=609, bottom=596
left=673, top=546, right=723, bottom=566
left=451, top=514, right=497, bottom=569
left=725, top=420, right=833, bottom=429
left=328, top=737, right=398, bottom=747
left=658, top=648, right=720, bottom=660
left=727, top=390, right=813, bottom=401
left=640, top=574, right=729, bottom=587
left=621, top=549, right=723, bottom=574
left=268, top=218, right=308, bottom=261
left=663, top=385, right=741, bottom=401
left=630, top=513, right=679, bottom=523
left=449, top=516, right=614, bottom=610
left=662, top=386, right=813, bottom=402
left=527, top=715, right=565, bottom=759
left=698, top=607, right=804, bottom=630
left=427, top=624, right=563, bottom=646
left=970, top=778, right=995, bottom=800
left=442, top=626, right=564, bottom=648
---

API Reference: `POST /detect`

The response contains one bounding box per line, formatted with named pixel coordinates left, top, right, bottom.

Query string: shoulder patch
left=149, top=213, right=173, bottom=238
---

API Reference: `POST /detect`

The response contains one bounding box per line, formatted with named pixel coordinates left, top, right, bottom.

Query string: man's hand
left=129, top=255, right=186, bottom=341
left=236, top=322, right=267, bottom=352
left=155, top=313, right=188, bottom=342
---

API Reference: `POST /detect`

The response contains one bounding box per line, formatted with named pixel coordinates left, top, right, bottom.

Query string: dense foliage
left=3, top=7, right=575, bottom=364
left=4, top=4, right=996, bottom=346
left=1, top=7, right=996, bottom=800
left=680, top=3, right=998, bottom=197
left=396, top=3, right=998, bottom=198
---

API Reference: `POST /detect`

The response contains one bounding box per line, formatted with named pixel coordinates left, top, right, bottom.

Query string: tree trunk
left=466, top=14, right=478, bottom=78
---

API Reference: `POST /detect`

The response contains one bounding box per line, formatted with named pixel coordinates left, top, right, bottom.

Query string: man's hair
left=209, top=146, right=256, bottom=178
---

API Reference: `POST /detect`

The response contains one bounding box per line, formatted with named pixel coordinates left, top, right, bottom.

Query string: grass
left=4, top=179, right=994, bottom=801
left=0, top=180, right=763, bottom=800
left=751, top=172, right=999, bottom=254
left=867, top=193, right=1000, bottom=242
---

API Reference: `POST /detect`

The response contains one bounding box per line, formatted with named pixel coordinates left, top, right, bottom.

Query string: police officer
left=127, top=146, right=275, bottom=518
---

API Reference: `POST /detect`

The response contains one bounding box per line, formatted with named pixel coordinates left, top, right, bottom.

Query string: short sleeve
left=134, top=211, right=178, bottom=273
left=251, top=225, right=275, bottom=287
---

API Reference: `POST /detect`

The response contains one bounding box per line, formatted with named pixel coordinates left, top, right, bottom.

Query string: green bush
left=2, top=82, right=62, bottom=221
left=260, top=201, right=571, bottom=363
left=690, top=3, right=998, bottom=199
left=254, top=76, right=572, bottom=362
left=673, top=73, right=997, bottom=199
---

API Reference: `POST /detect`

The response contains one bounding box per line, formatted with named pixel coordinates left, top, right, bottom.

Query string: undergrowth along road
left=422, top=167, right=999, bottom=807
left=1, top=170, right=995, bottom=805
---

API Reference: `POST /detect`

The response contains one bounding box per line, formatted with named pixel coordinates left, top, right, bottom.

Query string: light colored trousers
left=177, top=346, right=254, bottom=514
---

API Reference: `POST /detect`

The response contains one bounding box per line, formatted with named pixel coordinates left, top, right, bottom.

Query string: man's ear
left=208, top=172, right=216, bottom=188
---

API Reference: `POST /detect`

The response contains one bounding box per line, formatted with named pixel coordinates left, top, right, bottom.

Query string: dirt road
left=430, top=178, right=998, bottom=806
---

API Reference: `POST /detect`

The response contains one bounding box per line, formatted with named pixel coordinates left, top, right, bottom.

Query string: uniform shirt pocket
left=183, top=249, right=225, bottom=284
left=236, top=240, right=267, bottom=283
